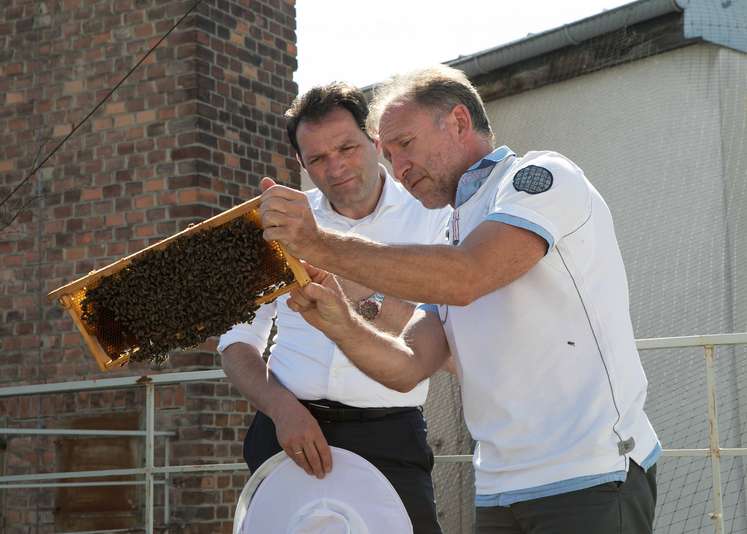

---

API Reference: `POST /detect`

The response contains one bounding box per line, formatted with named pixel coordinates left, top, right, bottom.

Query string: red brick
left=4, top=63, right=24, bottom=75
left=53, top=123, right=73, bottom=137
left=93, top=117, right=112, bottom=131
left=63, top=247, right=86, bottom=261
left=2, top=254, right=23, bottom=267
left=134, top=224, right=154, bottom=237
left=157, top=107, right=176, bottom=120
left=134, top=195, right=155, bottom=209
left=135, top=109, right=156, bottom=124
left=0, top=0, right=300, bottom=529
left=125, top=210, right=145, bottom=224
left=107, top=242, right=126, bottom=256
left=6, top=92, right=25, bottom=104
left=9, top=118, right=27, bottom=130
left=114, top=114, right=135, bottom=127
left=105, top=101, right=126, bottom=114
left=81, top=188, right=102, bottom=201
left=172, top=146, right=210, bottom=160
left=63, top=80, right=84, bottom=94
left=134, top=23, right=153, bottom=38
left=92, top=31, right=110, bottom=46
left=75, top=231, right=94, bottom=245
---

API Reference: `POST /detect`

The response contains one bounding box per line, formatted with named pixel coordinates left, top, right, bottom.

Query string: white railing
left=0, top=333, right=745, bottom=534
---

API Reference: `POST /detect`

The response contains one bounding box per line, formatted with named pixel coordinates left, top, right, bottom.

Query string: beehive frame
left=47, top=196, right=310, bottom=371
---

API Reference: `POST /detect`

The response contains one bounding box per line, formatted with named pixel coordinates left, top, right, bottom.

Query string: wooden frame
left=48, top=196, right=310, bottom=372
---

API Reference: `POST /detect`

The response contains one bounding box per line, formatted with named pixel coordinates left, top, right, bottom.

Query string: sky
left=295, top=0, right=634, bottom=93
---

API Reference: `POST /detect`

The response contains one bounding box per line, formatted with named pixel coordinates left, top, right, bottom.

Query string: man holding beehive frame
left=218, top=82, right=450, bottom=533
left=261, top=66, right=661, bottom=534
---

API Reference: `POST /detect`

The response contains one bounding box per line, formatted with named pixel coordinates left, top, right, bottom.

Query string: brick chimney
left=0, top=1, right=298, bottom=531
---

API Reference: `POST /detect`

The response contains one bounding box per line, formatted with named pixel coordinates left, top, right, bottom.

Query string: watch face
left=357, top=299, right=380, bottom=321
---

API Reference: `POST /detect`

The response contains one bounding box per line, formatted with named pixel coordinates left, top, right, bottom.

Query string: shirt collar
left=454, top=145, right=515, bottom=208
left=315, top=163, right=398, bottom=221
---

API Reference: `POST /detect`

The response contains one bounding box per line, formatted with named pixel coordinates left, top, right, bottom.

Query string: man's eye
left=342, top=145, right=355, bottom=152
left=401, top=138, right=412, bottom=147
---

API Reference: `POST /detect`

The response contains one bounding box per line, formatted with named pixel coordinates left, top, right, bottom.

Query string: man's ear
left=373, top=136, right=382, bottom=155
left=451, top=104, right=473, bottom=139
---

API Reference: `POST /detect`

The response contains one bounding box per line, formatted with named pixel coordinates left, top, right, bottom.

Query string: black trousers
left=475, top=462, right=657, bottom=534
left=244, top=406, right=442, bottom=534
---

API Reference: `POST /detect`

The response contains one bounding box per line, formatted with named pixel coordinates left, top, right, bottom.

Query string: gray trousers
left=475, top=462, right=657, bottom=534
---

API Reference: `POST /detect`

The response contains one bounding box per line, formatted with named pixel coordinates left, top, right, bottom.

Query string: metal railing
left=0, top=333, right=745, bottom=534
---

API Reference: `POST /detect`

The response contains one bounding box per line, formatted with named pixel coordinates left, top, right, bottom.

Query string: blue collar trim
left=455, top=145, right=515, bottom=208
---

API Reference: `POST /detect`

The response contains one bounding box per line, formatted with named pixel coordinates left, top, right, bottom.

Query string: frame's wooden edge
left=60, top=295, right=112, bottom=372
left=48, top=196, right=264, bottom=302
left=279, top=245, right=311, bottom=287
left=254, top=281, right=298, bottom=305
left=105, top=353, right=130, bottom=369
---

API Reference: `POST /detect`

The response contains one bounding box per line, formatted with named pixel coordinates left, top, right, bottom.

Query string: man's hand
left=270, top=397, right=332, bottom=479
left=260, top=177, right=327, bottom=262
left=221, top=343, right=332, bottom=478
left=287, top=263, right=356, bottom=342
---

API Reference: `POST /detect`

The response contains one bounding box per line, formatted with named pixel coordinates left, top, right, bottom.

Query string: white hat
left=237, top=446, right=413, bottom=534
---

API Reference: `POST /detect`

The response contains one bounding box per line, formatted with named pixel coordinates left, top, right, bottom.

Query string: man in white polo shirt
left=218, top=82, right=449, bottom=533
left=260, top=66, right=661, bottom=533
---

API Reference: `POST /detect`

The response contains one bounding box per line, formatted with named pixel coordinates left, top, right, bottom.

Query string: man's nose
left=325, top=153, right=346, bottom=178
left=391, top=153, right=411, bottom=183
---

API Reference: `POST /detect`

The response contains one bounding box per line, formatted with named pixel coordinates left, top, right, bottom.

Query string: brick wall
left=0, top=0, right=297, bottom=532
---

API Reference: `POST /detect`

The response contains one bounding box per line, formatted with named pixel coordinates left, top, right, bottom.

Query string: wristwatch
left=356, top=292, right=385, bottom=321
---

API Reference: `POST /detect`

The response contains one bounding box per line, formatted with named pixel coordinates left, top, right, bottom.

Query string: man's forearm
left=314, top=231, right=470, bottom=305
left=336, top=276, right=415, bottom=335
left=310, top=221, right=547, bottom=307
left=326, top=313, right=426, bottom=393
left=261, top=179, right=546, bottom=306
left=373, top=297, right=415, bottom=335
left=221, top=343, right=297, bottom=420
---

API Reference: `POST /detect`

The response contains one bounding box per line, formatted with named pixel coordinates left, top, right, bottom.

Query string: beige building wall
left=484, top=43, right=747, bottom=533
left=486, top=44, right=737, bottom=338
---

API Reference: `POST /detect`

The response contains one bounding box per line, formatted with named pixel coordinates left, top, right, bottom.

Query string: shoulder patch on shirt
left=513, top=165, right=553, bottom=194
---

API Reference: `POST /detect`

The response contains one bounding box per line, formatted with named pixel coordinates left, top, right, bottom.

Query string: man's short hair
left=285, top=82, right=370, bottom=161
left=368, top=65, right=493, bottom=142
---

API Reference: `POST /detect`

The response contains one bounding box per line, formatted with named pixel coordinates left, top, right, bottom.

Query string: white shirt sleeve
left=487, top=152, right=591, bottom=253
left=216, top=300, right=277, bottom=355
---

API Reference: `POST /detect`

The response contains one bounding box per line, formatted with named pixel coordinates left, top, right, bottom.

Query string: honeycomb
left=77, top=216, right=294, bottom=366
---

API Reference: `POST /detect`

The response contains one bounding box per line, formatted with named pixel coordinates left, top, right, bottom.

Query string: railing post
left=704, top=345, right=725, bottom=534
left=145, top=380, right=155, bottom=534
left=164, top=436, right=170, bottom=526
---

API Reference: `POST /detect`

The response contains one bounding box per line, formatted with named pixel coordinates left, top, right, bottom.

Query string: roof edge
left=446, top=0, right=684, bottom=77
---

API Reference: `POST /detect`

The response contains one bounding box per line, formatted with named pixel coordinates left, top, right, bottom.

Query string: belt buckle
left=306, top=401, right=331, bottom=411
left=305, top=401, right=347, bottom=423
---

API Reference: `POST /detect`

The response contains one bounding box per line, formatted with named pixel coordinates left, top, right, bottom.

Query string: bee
left=80, top=217, right=294, bottom=364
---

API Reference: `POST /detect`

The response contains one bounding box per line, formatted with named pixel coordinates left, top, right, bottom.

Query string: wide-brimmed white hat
left=235, top=446, right=413, bottom=533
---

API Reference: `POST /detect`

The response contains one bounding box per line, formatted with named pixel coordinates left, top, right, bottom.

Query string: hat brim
left=238, top=446, right=413, bottom=533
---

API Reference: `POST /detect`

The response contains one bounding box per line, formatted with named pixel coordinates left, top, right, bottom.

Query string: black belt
left=300, top=399, right=420, bottom=423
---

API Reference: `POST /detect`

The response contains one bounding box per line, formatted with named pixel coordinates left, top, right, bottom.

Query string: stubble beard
left=326, top=172, right=379, bottom=214
left=426, top=153, right=461, bottom=208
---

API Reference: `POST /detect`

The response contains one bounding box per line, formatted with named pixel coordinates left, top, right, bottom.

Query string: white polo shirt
left=218, top=168, right=451, bottom=407
left=427, top=147, right=659, bottom=500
